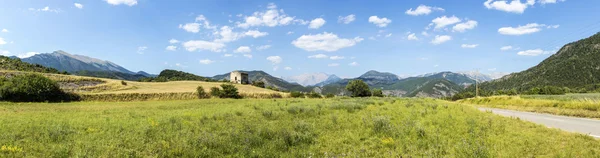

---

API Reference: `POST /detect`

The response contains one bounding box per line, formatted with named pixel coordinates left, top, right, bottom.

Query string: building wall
left=230, top=71, right=249, bottom=84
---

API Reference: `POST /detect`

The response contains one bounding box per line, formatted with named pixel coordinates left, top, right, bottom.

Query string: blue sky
left=1, top=0, right=599, bottom=78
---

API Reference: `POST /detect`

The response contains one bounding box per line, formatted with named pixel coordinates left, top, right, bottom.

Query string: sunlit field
left=459, top=95, right=600, bottom=118
left=1, top=98, right=598, bottom=157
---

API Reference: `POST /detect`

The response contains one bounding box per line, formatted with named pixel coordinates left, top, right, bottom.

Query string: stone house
left=230, top=71, right=249, bottom=84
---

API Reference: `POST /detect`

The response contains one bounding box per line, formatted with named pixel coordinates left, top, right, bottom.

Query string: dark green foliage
left=266, top=86, right=279, bottom=91
left=290, top=91, right=305, bottom=98
left=196, top=86, right=210, bottom=99
left=0, top=56, right=64, bottom=74
left=252, top=81, right=265, bottom=88
left=307, top=92, right=322, bottom=98
left=346, top=80, right=371, bottom=97
left=218, top=84, right=242, bottom=99
left=210, top=87, right=221, bottom=97
left=0, top=73, right=79, bottom=102
left=372, top=89, right=384, bottom=97
left=121, top=80, right=127, bottom=86
left=325, top=93, right=335, bottom=98
left=141, top=69, right=215, bottom=82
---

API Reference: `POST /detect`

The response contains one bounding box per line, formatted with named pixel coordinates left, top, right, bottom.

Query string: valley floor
left=1, top=98, right=599, bottom=157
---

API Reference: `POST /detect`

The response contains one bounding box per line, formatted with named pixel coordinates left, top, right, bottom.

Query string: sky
left=1, top=0, right=599, bottom=78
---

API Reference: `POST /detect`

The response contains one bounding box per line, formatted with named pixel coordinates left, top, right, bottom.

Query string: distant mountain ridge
left=283, top=73, right=336, bottom=86
left=213, top=70, right=312, bottom=92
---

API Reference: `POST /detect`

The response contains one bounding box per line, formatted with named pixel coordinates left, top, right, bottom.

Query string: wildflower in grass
left=381, top=137, right=395, bottom=147
left=1, top=145, right=23, bottom=153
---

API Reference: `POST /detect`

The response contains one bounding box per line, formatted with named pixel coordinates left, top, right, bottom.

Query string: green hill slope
left=0, top=55, right=65, bottom=74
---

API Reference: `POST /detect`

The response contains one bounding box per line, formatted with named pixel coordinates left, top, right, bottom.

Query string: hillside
left=283, top=73, right=337, bottom=86
left=213, top=70, right=312, bottom=92
left=150, top=69, right=214, bottom=82
left=476, top=32, right=600, bottom=92
left=425, top=71, right=476, bottom=86
left=404, top=78, right=463, bottom=98
left=0, top=55, right=65, bottom=74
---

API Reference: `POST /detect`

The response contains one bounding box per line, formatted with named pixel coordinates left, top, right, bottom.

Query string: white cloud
left=431, top=16, right=461, bottom=29
left=434, top=64, right=439, bottom=67
left=234, top=46, right=252, bottom=53
left=292, top=32, right=363, bottom=52
left=309, top=18, right=326, bottom=29
left=349, top=62, right=359, bottom=66
left=256, top=45, right=271, bottom=51
left=235, top=3, right=304, bottom=29
left=182, top=40, right=226, bottom=52
left=243, top=54, right=253, bottom=58
left=517, top=49, right=552, bottom=56
left=328, top=63, right=340, bottom=67
left=330, top=56, right=345, bottom=60
left=431, top=35, right=452, bottom=45
left=137, top=46, right=147, bottom=54
left=0, top=37, right=6, bottom=45
left=166, top=45, right=177, bottom=51
left=287, top=31, right=294, bottom=35
left=540, top=0, right=565, bottom=4
left=1, top=29, right=7, bottom=33
left=266, top=56, right=282, bottom=64
left=547, top=24, right=560, bottom=29
left=194, top=15, right=217, bottom=30
left=385, top=33, right=392, bottom=38
left=199, top=59, right=215, bottom=64
left=224, top=54, right=234, bottom=57
left=105, top=0, right=138, bottom=6
left=338, top=14, right=356, bottom=24
left=498, top=23, right=544, bottom=35
left=308, top=54, right=328, bottom=59
left=74, top=3, right=83, bottom=9
left=214, top=26, right=244, bottom=43
left=484, top=0, right=535, bottom=14
left=284, top=67, right=292, bottom=70
left=17, top=52, right=40, bottom=58
left=29, top=6, right=61, bottom=13
left=407, top=33, right=419, bottom=41
left=405, top=5, right=444, bottom=16
left=179, top=23, right=201, bottom=33
left=368, top=16, right=392, bottom=27
left=0, top=50, right=9, bottom=56
left=461, top=44, right=479, bottom=48
left=169, top=39, right=179, bottom=44
left=500, top=46, right=514, bottom=51
left=453, top=20, right=478, bottom=32
left=244, top=30, right=269, bottom=38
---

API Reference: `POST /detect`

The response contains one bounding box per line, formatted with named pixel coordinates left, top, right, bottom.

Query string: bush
left=210, top=87, right=221, bottom=97
left=267, top=86, right=279, bottom=91
left=196, top=86, right=210, bottom=99
left=290, top=91, right=305, bottom=98
left=121, top=80, right=127, bottom=86
left=252, top=81, right=265, bottom=88
left=307, top=92, right=322, bottom=98
left=0, top=73, right=79, bottom=102
left=346, top=80, right=371, bottom=97
left=325, top=93, right=335, bottom=98
left=372, top=89, right=384, bottom=97
left=219, top=84, right=242, bottom=99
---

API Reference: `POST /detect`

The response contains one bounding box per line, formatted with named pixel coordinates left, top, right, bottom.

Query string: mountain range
left=283, top=73, right=340, bottom=86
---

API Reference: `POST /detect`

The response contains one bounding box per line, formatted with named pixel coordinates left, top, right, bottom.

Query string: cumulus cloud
left=517, top=49, right=552, bottom=56
left=223, top=54, right=234, bottom=57
left=431, top=35, right=452, bottom=45
left=328, top=63, right=340, bottom=67
left=498, top=23, right=545, bottom=35
left=29, top=6, right=61, bottom=13
left=179, top=23, right=201, bottom=33
left=407, top=33, right=419, bottom=41
left=199, top=59, right=215, bottom=64
left=244, top=30, right=269, bottom=38
left=330, top=56, right=345, bottom=60
left=500, top=46, right=514, bottom=51
left=368, top=16, right=392, bottom=27
left=0, top=37, right=6, bottom=45
left=236, top=3, right=305, bottom=29
left=266, top=56, right=282, bottom=64
left=431, top=16, right=461, bottom=29
left=1, top=29, right=8, bottom=33
left=405, top=5, right=444, bottom=16
left=166, top=45, right=177, bottom=51
left=284, top=67, right=292, bottom=70
left=256, top=45, right=271, bottom=51
left=453, top=20, right=478, bottom=32
left=234, top=46, right=252, bottom=53
left=292, top=32, right=363, bottom=52
left=74, top=3, right=83, bottom=9
left=484, top=0, right=535, bottom=14
left=461, top=44, right=479, bottom=48
left=243, top=54, right=253, bottom=58
left=338, top=14, right=356, bottom=24
left=169, top=39, right=179, bottom=44
left=137, top=46, right=147, bottom=54
left=540, top=0, right=565, bottom=4
left=308, top=54, right=328, bottom=59
left=182, top=40, right=225, bottom=52
left=105, top=0, right=138, bottom=6
left=309, top=18, right=326, bottom=29
left=0, top=50, right=9, bottom=56
left=349, top=62, right=359, bottom=66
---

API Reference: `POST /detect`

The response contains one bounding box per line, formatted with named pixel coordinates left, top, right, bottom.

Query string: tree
left=346, top=80, right=371, bottom=97
left=290, top=91, right=305, bottom=98
left=219, top=84, right=242, bottom=99
left=0, top=73, right=79, bottom=102
left=252, top=81, right=265, bottom=88
left=196, top=86, right=210, bottom=99
left=210, top=87, right=221, bottom=97
left=372, top=89, right=384, bottom=97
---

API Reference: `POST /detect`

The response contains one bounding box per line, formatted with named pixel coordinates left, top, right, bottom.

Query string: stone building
left=230, top=71, right=249, bottom=84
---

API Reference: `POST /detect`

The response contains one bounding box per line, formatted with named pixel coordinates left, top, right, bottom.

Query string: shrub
left=325, top=93, right=335, bottom=98
left=210, top=87, right=221, bottom=97
left=372, top=89, right=384, bottom=97
left=307, top=92, right=322, bottom=98
left=252, top=81, right=265, bottom=88
left=0, top=73, right=79, bottom=102
left=267, top=86, right=279, bottom=91
left=196, top=86, right=210, bottom=99
left=290, top=91, right=305, bottom=98
left=219, top=84, right=242, bottom=99
left=121, top=80, right=127, bottom=86
left=346, top=80, right=371, bottom=97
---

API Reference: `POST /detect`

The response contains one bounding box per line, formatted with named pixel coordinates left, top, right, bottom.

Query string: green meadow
left=1, top=98, right=598, bottom=157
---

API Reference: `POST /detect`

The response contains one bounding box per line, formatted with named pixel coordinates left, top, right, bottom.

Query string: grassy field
left=459, top=94, right=600, bottom=118
left=1, top=98, right=598, bottom=157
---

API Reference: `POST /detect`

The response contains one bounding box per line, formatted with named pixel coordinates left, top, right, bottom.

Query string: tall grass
left=80, top=92, right=289, bottom=101
left=459, top=95, right=600, bottom=118
left=0, top=98, right=598, bottom=157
